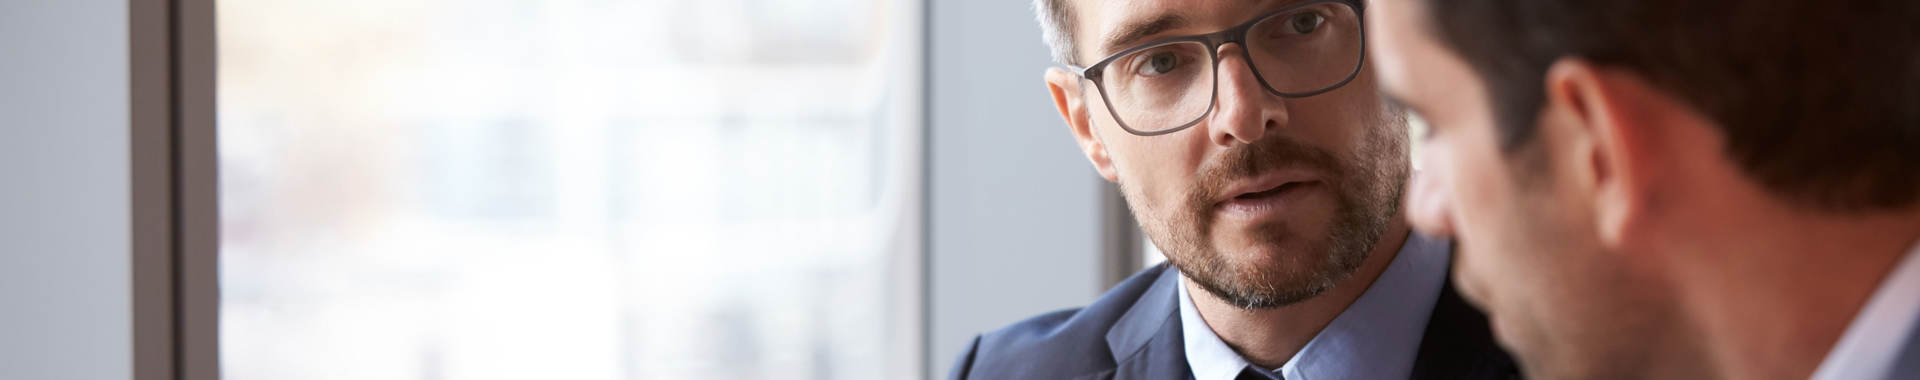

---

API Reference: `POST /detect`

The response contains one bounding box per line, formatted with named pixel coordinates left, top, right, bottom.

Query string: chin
left=1211, top=240, right=1290, bottom=267
left=1219, top=238, right=1330, bottom=276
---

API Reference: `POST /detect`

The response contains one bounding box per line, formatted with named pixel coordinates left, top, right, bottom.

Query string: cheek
left=1106, top=133, right=1205, bottom=213
left=1441, top=135, right=1624, bottom=357
left=1289, top=78, right=1387, bottom=149
left=1435, top=135, right=1534, bottom=304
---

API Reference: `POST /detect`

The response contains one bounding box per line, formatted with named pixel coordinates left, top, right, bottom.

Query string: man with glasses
left=1366, top=0, right=1920, bottom=378
left=946, top=1, right=1516, bottom=379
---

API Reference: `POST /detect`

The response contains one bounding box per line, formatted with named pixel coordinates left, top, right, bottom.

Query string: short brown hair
left=1423, top=0, right=1920, bottom=211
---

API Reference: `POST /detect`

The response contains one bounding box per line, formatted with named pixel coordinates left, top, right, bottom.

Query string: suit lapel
left=1101, top=266, right=1194, bottom=380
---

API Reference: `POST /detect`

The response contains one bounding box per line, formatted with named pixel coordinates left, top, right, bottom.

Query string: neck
left=1186, top=221, right=1411, bottom=369
left=1660, top=197, right=1920, bottom=380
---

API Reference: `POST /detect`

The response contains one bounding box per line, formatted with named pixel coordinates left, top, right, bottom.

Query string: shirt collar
left=1178, top=232, right=1452, bottom=380
left=1179, top=276, right=1253, bottom=380
left=1811, top=240, right=1920, bottom=380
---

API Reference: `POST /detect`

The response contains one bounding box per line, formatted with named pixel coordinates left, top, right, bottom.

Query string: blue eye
left=1134, top=51, right=1181, bottom=76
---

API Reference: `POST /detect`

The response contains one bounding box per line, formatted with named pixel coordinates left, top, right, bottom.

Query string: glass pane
left=216, top=0, right=923, bottom=379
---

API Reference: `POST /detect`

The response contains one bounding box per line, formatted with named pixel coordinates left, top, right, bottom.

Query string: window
left=216, top=0, right=923, bottom=378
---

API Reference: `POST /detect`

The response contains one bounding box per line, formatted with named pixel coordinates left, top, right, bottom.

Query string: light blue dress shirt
left=1178, top=232, right=1451, bottom=380
left=1811, top=242, right=1920, bottom=380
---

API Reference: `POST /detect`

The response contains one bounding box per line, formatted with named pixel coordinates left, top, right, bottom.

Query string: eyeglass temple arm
left=1062, top=64, right=1093, bottom=79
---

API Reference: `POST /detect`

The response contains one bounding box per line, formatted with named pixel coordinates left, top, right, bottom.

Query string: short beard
left=1124, top=124, right=1406, bottom=309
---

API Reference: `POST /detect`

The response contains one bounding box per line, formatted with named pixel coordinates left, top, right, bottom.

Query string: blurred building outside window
left=217, top=0, right=923, bottom=379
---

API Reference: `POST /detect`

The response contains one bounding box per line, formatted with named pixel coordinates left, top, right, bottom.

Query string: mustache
left=1191, top=136, right=1343, bottom=205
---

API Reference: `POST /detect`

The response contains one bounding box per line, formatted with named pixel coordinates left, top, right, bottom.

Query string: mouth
left=1234, top=182, right=1303, bottom=201
left=1214, top=173, right=1320, bottom=221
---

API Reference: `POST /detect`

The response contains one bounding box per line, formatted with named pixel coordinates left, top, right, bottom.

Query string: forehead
left=1073, top=0, right=1288, bottom=56
left=1365, top=0, right=1450, bottom=100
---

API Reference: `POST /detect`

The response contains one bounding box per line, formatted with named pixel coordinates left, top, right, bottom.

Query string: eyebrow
left=1093, top=0, right=1307, bottom=60
left=1381, top=92, right=1422, bottom=115
left=1381, top=92, right=1410, bottom=112
left=1098, top=13, right=1190, bottom=58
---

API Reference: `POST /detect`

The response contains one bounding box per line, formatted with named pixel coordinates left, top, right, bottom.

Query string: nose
left=1207, top=43, right=1289, bottom=147
left=1405, top=157, right=1458, bottom=238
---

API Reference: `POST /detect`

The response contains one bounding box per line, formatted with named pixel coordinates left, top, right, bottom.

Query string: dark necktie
left=1235, top=366, right=1284, bottom=380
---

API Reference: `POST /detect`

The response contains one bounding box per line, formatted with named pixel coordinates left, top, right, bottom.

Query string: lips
left=1216, top=170, right=1316, bottom=203
left=1212, top=170, right=1320, bottom=221
left=1235, top=182, right=1299, bottom=200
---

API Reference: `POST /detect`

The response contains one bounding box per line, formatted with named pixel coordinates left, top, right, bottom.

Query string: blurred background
left=207, top=0, right=1120, bottom=379
left=217, top=0, right=922, bottom=379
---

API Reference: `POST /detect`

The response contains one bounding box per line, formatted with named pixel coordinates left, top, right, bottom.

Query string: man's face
left=1368, top=0, right=1674, bottom=378
left=1062, top=0, right=1409, bottom=308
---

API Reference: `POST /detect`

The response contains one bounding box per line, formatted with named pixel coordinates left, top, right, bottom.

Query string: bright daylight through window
left=217, top=0, right=922, bottom=379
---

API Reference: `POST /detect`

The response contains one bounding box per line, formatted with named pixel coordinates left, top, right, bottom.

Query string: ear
left=1540, top=59, right=1669, bottom=248
left=1046, top=67, right=1120, bottom=182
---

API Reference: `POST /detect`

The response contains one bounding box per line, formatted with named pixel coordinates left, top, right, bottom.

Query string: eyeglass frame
left=1063, top=0, right=1369, bottom=136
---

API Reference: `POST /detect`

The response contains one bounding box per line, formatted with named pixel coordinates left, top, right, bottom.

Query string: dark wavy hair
left=1423, top=0, right=1920, bottom=211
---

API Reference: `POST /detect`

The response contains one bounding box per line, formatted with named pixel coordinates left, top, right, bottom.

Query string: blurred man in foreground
left=1367, top=0, right=1920, bottom=379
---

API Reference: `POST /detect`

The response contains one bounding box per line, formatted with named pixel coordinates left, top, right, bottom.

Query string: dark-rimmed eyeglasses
left=1065, top=0, right=1367, bottom=136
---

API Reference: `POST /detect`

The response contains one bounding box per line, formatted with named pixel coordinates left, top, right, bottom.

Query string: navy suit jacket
left=947, top=262, right=1520, bottom=380
left=1898, top=325, right=1920, bottom=379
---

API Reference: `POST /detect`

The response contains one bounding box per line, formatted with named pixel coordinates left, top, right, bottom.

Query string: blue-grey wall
left=927, top=1, right=1111, bottom=378
left=0, top=1, right=135, bottom=379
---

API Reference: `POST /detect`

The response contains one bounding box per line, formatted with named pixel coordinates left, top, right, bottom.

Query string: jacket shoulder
left=946, top=264, right=1174, bottom=380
